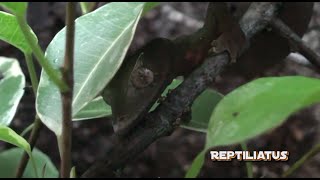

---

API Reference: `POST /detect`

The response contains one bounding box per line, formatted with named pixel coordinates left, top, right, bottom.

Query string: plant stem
left=282, top=143, right=320, bottom=177
left=16, top=15, right=69, bottom=92
left=15, top=53, right=42, bottom=178
left=60, top=2, right=76, bottom=178
left=240, top=143, right=253, bottom=178
left=20, top=122, right=34, bottom=137
left=24, top=53, right=38, bottom=93
left=16, top=117, right=43, bottom=178
left=270, top=18, right=320, bottom=71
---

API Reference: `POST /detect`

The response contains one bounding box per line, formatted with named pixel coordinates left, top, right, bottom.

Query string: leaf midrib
left=71, top=7, right=143, bottom=113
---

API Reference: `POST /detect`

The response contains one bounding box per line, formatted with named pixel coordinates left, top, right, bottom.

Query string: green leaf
left=73, top=96, right=111, bottom=121
left=0, top=2, right=28, bottom=16
left=0, top=57, right=25, bottom=125
left=79, top=2, right=96, bottom=14
left=70, top=166, right=76, bottom=178
left=186, top=76, right=320, bottom=177
left=79, top=2, right=159, bottom=16
left=207, top=76, right=320, bottom=148
left=36, top=2, right=145, bottom=135
left=0, top=125, right=30, bottom=153
left=0, top=11, right=36, bottom=53
left=181, top=88, right=223, bottom=133
left=142, top=2, right=160, bottom=16
left=0, top=148, right=58, bottom=178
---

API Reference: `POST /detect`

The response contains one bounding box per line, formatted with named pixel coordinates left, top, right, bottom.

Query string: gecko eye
left=130, top=67, right=154, bottom=88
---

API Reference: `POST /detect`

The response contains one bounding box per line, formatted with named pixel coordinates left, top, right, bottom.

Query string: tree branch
left=81, top=2, right=282, bottom=178
left=60, top=2, right=76, bottom=178
left=270, top=18, right=320, bottom=70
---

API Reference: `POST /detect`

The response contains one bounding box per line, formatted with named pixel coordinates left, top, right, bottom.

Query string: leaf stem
left=16, top=15, right=69, bottom=92
left=240, top=143, right=253, bottom=178
left=60, top=2, right=76, bottom=178
left=15, top=54, right=42, bottom=178
left=24, top=53, right=38, bottom=93
left=20, top=122, right=34, bottom=137
left=282, top=143, right=320, bottom=177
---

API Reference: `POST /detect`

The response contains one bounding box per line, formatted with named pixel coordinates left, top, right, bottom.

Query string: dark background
left=0, top=2, right=320, bottom=178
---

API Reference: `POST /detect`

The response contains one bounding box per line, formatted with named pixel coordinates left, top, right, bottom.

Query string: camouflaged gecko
left=102, top=2, right=246, bottom=136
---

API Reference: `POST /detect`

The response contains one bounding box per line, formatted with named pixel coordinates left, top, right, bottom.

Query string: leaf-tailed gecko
left=102, top=2, right=246, bottom=136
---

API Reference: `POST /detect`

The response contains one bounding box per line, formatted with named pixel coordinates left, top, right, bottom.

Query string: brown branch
left=270, top=18, right=320, bottom=70
left=81, top=2, right=282, bottom=178
left=60, top=2, right=76, bottom=178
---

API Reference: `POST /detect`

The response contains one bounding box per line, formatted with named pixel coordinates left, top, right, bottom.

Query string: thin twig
left=24, top=53, right=38, bottom=93
left=81, top=2, right=282, bottom=177
left=20, top=123, right=34, bottom=137
left=60, top=2, right=76, bottom=178
left=282, top=143, right=320, bottom=177
left=270, top=18, right=320, bottom=70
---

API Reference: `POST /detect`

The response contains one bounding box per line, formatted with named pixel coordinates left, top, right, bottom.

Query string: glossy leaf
left=79, top=2, right=96, bottom=14
left=73, top=96, right=111, bottom=121
left=181, top=88, right=223, bottom=133
left=0, top=57, right=25, bottom=125
left=70, top=166, right=76, bottom=178
left=187, top=76, right=320, bottom=177
left=72, top=2, right=161, bottom=122
left=0, top=125, right=30, bottom=153
left=36, top=2, right=145, bottom=135
left=0, top=11, right=37, bottom=53
left=0, top=148, right=58, bottom=178
left=207, top=76, right=320, bottom=148
left=0, top=2, right=27, bottom=16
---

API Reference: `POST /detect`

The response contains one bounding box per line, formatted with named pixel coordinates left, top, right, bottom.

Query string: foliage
left=0, top=2, right=318, bottom=178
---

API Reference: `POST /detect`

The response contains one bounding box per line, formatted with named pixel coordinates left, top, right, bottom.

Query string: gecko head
left=102, top=38, right=176, bottom=136
left=130, top=66, right=154, bottom=89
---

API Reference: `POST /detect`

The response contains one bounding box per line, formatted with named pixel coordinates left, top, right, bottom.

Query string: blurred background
left=0, top=2, right=320, bottom=178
